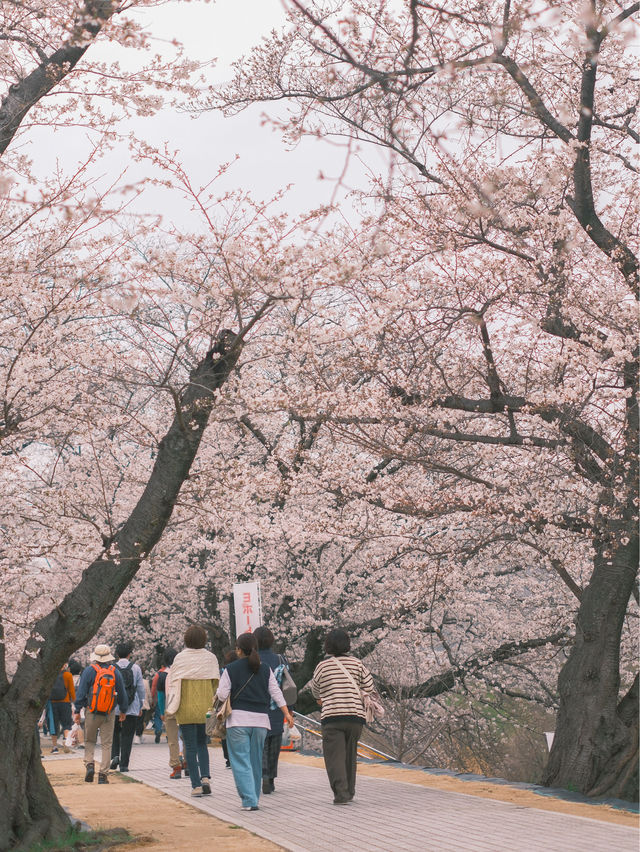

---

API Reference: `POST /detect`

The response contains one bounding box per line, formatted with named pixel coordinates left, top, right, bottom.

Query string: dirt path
left=45, top=760, right=284, bottom=852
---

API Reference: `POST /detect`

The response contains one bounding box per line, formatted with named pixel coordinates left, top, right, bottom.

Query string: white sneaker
left=191, top=787, right=203, bottom=797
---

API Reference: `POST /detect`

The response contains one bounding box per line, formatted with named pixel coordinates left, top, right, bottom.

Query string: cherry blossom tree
left=211, top=0, right=639, bottom=798
left=0, top=2, right=321, bottom=846
left=0, top=180, right=327, bottom=846
left=97, top=274, right=582, bottom=760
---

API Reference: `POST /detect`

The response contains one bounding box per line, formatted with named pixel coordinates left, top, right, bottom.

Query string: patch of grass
left=28, top=826, right=134, bottom=851
left=115, top=772, right=141, bottom=784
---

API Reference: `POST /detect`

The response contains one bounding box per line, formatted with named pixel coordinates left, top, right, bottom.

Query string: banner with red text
left=233, top=581, right=263, bottom=637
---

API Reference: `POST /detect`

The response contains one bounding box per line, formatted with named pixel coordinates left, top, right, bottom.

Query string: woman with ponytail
left=216, top=632, right=294, bottom=810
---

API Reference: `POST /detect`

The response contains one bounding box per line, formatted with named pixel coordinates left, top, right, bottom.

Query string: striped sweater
left=311, top=655, right=374, bottom=722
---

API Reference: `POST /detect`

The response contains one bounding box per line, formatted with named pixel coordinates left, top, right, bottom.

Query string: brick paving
left=58, top=739, right=637, bottom=852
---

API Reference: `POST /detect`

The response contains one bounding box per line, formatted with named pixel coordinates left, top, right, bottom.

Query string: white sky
left=31, top=0, right=378, bottom=228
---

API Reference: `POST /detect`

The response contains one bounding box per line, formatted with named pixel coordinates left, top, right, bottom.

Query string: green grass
left=28, top=826, right=132, bottom=852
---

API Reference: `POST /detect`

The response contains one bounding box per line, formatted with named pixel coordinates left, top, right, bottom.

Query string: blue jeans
left=226, top=726, right=267, bottom=808
left=179, top=723, right=210, bottom=788
left=152, top=705, right=163, bottom=735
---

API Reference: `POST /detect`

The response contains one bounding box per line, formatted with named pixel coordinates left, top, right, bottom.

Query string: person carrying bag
left=216, top=632, right=294, bottom=811
left=311, top=628, right=377, bottom=805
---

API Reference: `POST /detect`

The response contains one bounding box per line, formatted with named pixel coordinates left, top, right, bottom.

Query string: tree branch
left=380, top=630, right=570, bottom=700
left=433, top=393, right=617, bottom=467
left=0, top=1, right=117, bottom=156
left=8, top=325, right=247, bottom=705
left=0, top=618, right=8, bottom=698
left=492, top=54, right=573, bottom=143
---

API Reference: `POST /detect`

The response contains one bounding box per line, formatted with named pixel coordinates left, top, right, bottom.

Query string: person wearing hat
left=73, top=644, right=129, bottom=783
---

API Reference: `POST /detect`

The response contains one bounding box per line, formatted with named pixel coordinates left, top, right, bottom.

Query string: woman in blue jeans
left=166, top=625, right=220, bottom=796
left=216, top=632, right=294, bottom=810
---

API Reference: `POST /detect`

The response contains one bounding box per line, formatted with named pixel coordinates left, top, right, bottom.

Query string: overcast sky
left=31, top=0, right=377, bottom=229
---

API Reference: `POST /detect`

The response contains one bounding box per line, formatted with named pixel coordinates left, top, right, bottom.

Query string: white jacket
left=165, top=648, right=220, bottom=716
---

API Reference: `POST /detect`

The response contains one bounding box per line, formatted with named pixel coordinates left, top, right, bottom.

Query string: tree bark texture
left=0, top=709, right=69, bottom=851
left=543, top=530, right=639, bottom=799
left=0, top=334, right=242, bottom=850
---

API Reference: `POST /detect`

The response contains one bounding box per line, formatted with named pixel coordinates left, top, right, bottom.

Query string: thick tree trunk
left=0, top=327, right=256, bottom=849
left=0, top=702, right=70, bottom=851
left=544, top=530, right=639, bottom=799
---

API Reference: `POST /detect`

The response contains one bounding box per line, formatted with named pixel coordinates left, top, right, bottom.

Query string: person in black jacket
left=254, top=625, right=289, bottom=793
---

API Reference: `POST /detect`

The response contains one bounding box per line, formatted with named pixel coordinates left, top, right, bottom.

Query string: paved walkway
left=68, top=741, right=638, bottom=852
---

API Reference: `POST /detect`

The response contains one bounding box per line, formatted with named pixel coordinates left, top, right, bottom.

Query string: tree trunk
left=544, top=530, right=639, bottom=799
left=294, top=628, right=324, bottom=714
left=0, top=701, right=70, bottom=851
left=0, top=329, right=251, bottom=849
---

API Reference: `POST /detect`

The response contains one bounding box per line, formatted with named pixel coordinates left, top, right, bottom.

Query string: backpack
left=156, top=670, right=168, bottom=693
left=119, top=660, right=136, bottom=705
left=277, top=656, right=298, bottom=706
left=49, top=672, right=67, bottom=701
left=88, top=664, right=117, bottom=714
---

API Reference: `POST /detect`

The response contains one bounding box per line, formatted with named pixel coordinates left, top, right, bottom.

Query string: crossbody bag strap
left=230, top=672, right=254, bottom=702
left=332, top=657, right=362, bottom=695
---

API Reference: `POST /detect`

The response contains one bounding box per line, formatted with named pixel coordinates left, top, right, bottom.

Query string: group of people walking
left=164, top=625, right=295, bottom=810
left=48, top=624, right=377, bottom=811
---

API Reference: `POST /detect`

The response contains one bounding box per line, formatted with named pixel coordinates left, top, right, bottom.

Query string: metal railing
left=292, top=710, right=395, bottom=762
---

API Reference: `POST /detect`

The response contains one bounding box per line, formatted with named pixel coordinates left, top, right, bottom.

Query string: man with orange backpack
left=73, top=644, right=129, bottom=784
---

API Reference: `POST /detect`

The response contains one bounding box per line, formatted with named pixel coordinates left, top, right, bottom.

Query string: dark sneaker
left=333, top=798, right=350, bottom=805
left=262, top=778, right=274, bottom=794
left=241, top=805, right=259, bottom=811
left=51, top=747, right=59, bottom=754
left=110, top=757, right=119, bottom=769
left=154, top=732, right=161, bottom=743
left=201, top=778, right=211, bottom=795
left=169, top=767, right=181, bottom=779
left=98, top=773, right=108, bottom=784
left=84, top=763, right=95, bottom=783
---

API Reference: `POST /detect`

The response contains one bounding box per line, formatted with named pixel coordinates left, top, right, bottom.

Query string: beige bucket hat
left=90, top=643, right=115, bottom=662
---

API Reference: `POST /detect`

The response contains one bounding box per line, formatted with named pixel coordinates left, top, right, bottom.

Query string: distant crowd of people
left=43, top=625, right=377, bottom=810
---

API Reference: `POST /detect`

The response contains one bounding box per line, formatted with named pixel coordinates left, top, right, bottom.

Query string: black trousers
left=111, top=714, right=137, bottom=768
left=321, top=719, right=363, bottom=802
left=262, top=732, right=283, bottom=779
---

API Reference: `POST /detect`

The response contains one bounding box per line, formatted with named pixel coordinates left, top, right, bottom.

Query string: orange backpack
left=88, top=664, right=116, bottom=714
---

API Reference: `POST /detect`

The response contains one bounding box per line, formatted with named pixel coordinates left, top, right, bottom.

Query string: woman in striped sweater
left=311, top=629, right=375, bottom=805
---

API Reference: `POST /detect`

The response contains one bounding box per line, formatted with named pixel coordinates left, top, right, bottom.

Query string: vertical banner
left=233, top=581, right=262, bottom=636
